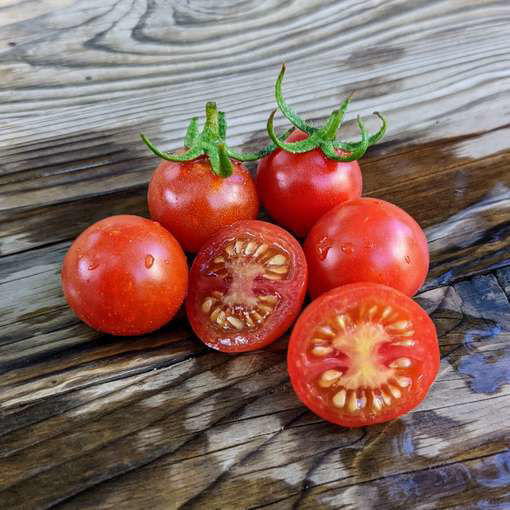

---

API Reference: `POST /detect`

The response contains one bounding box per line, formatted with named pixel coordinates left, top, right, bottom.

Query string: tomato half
left=304, top=197, right=429, bottom=298
left=62, top=215, right=188, bottom=336
left=148, top=156, right=258, bottom=253
left=288, top=283, right=439, bottom=427
left=186, top=220, right=308, bottom=352
left=256, top=130, right=362, bottom=237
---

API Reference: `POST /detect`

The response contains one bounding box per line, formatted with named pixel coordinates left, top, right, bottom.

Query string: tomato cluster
left=62, top=65, right=439, bottom=428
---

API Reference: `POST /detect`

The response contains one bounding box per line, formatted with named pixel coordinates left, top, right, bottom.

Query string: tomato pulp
left=288, top=283, right=439, bottom=427
left=62, top=215, right=188, bottom=336
left=148, top=155, right=258, bottom=253
left=186, top=220, right=308, bottom=352
left=304, top=197, right=429, bottom=298
left=256, top=130, right=362, bottom=237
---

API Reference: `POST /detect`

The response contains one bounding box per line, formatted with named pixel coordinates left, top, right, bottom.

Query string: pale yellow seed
left=262, top=273, right=282, bottom=280
left=389, top=385, right=402, bottom=399
left=401, top=330, right=415, bottom=337
left=201, top=297, right=216, bottom=314
left=389, top=357, right=412, bottom=368
left=245, top=315, right=255, bottom=328
left=268, top=266, right=289, bottom=275
left=213, top=256, right=225, bottom=264
left=318, top=369, right=343, bottom=388
left=311, top=345, right=334, bottom=357
left=332, top=389, right=347, bottom=408
left=392, top=339, right=416, bottom=347
left=226, top=316, right=244, bottom=330
left=381, top=306, right=393, bottom=320
left=244, top=241, right=257, bottom=255
left=216, top=310, right=226, bottom=326
left=257, top=304, right=273, bottom=315
left=259, top=295, right=278, bottom=304
left=317, top=325, right=336, bottom=337
left=397, top=377, right=412, bottom=388
left=388, top=320, right=412, bottom=331
left=336, top=314, right=348, bottom=331
left=267, top=254, right=287, bottom=266
left=210, top=307, right=222, bottom=322
left=252, top=311, right=263, bottom=323
left=253, top=244, right=268, bottom=258
left=234, top=239, right=244, bottom=255
left=225, top=244, right=235, bottom=256
left=348, top=392, right=359, bottom=412
left=367, top=305, right=378, bottom=320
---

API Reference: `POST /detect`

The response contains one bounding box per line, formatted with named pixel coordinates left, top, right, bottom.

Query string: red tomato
left=148, top=156, right=258, bottom=253
left=62, top=215, right=188, bottom=336
left=304, top=197, right=429, bottom=298
left=186, top=220, right=307, bottom=352
left=288, top=283, right=439, bottom=427
left=256, top=130, right=362, bottom=237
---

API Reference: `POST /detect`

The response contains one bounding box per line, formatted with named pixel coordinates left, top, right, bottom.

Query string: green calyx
left=141, top=101, right=278, bottom=178
left=267, top=64, right=388, bottom=162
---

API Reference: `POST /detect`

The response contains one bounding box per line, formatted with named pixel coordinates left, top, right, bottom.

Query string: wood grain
left=1, top=1, right=510, bottom=509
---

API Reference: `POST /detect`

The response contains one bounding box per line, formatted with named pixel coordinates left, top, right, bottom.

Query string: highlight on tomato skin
left=304, top=197, right=429, bottom=299
left=186, top=220, right=308, bottom=353
left=287, top=283, right=439, bottom=428
left=61, top=215, right=188, bottom=336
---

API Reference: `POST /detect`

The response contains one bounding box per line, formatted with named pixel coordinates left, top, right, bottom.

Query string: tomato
left=304, top=198, right=429, bottom=298
left=148, top=156, right=258, bottom=253
left=62, top=215, right=188, bottom=336
left=256, top=130, right=362, bottom=237
left=186, top=220, right=307, bottom=352
left=288, top=283, right=439, bottom=427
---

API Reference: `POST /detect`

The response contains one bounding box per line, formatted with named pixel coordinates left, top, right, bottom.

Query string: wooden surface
left=1, top=0, right=510, bottom=508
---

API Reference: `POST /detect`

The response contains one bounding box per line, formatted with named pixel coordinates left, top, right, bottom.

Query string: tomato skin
left=61, top=215, right=188, bottom=336
left=186, top=220, right=308, bottom=353
left=288, top=283, right=439, bottom=427
left=256, top=130, right=362, bottom=237
left=148, top=155, right=258, bottom=253
left=304, top=198, right=429, bottom=298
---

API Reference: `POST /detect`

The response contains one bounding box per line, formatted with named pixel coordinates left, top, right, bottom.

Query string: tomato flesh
left=257, top=130, right=362, bottom=237
left=304, top=197, right=429, bottom=298
left=288, top=283, right=439, bottom=427
left=61, top=215, right=188, bottom=336
left=186, top=220, right=308, bottom=352
left=148, top=155, right=258, bottom=253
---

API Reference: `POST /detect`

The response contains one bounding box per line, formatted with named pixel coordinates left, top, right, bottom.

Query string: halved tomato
left=186, top=220, right=308, bottom=352
left=288, top=283, right=439, bottom=427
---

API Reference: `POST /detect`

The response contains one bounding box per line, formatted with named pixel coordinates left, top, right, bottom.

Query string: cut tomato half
left=288, top=283, right=439, bottom=427
left=186, top=220, right=308, bottom=352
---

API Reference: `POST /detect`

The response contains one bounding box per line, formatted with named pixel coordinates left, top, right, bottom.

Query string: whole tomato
left=61, top=215, right=188, bottom=336
left=304, top=198, right=429, bottom=298
left=257, top=129, right=362, bottom=237
left=148, top=156, right=258, bottom=253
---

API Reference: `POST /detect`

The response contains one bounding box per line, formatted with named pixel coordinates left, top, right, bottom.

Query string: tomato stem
left=269, top=64, right=388, bottom=161
left=141, top=102, right=281, bottom=177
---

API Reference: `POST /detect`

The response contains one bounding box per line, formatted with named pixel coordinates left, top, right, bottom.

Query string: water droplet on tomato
left=317, top=237, right=332, bottom=260
left=341, top=243, right=354, bottom=255
left=88, top=261, right=99, bottom=270
left=405, top=255, right=411, bottom=264
left=145, top=254, right=155, bottom=269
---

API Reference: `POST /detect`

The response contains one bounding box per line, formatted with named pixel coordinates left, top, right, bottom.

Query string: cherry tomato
left=62, top=215, right=188, bottom=336
left=148, top=156, right=258, bottom=253
left=304, top=197, right=429, bottom=298
left=186, top=220, right=307, bottom=352
left=288, top=283, right=439, bottom=427
left=256, top=130, right=362, bottom=237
